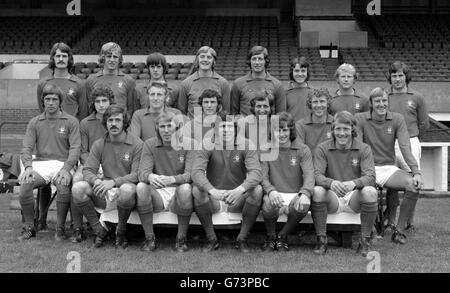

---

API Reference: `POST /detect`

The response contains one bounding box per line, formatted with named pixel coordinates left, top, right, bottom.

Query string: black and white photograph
left=0, top=0, right=449, bottom=276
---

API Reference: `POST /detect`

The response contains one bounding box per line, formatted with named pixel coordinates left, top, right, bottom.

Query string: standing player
left=86, top=42, right=137, bottom=118
left=137, top=112, right=194, bottom=252
left=18, top=84, right=81, bottom=241
left=311, top=111, right=377, bottom=257
left=231, top=46, right=286, bottom=116
left=178, top=46, right=230, bottom=119
left=72, top=105, right=143, bottom=248
left=329, top=63, right=369, bottom=116
left=387, top=61, right=429, bottom=232
left=37, top=42, right=88, bottom=120
left=261, top=112, right=314, bottom=251
left=191, top=112, right=263, bottom=252
left=296, top=88, right=334, bottom=153
left=136, top=52, right=179, bottom=109
left=130, top=83, right=181, bottom=141
left=70, top=85, right=113, bottom=243
left=355, top=88, right=423, bottom=244
left=285, top=57, right=313, bottom=122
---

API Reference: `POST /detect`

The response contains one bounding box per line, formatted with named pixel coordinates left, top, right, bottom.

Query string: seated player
left=261, top=112, right=314, bottom=251
left=191, top=111, right=263, bottom=252
left=311, top=111, right=377, bottom=257
left=329, top=63, right=369, bottom=116
left=136, top=112, right=194, bottom=252
left=355, top=87, right=423, bottom=244
left=72, top=105, right=143, bottom=248
left=296, top=88, right=334, bottom=153
left=130, top=82, right=181, bottom=141
left=18, top=84, right=80, bottom=241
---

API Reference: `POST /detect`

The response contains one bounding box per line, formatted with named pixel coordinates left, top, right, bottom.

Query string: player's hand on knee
left=55, top=169, right=71, bottom=186
left=223, top=186, right=245, bottom=205
left=331, top=180, right=347, bottom=197
left=294, top=193, right=310, bottom=212
left=209, top=188, right=225, bottom=201
left=412, top=174, right=423, bottom=190
left=19, top=167, right=34, bottom=184
left=269, top=190, right=284, bottom=208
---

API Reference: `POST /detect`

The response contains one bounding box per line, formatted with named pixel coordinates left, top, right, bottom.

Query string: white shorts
left=278, top=192, right=297, bottom=215
left=395, top=137, right=421, bottom=172
left=20, top=160, right=75, bottom=185
left=156, top=187, right=177, bottom=211
left=331, top=190, right=358, bottom=214
left=375, top=165, right=401, bottom=187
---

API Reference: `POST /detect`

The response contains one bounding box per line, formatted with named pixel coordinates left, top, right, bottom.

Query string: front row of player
left=18, top=85, right=422, bottom=257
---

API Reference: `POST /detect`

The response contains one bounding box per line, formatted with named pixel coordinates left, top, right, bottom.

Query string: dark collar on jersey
left=42, top=74, right=79, bottom=83
left=37, top=111, right=70, bottom=121
left=333, top=88, right=362, bottom=98
left=286, top=81, right=310, bottom=91
left=94, top=70, right=126, bottom=77
left=104, top=131, right=134, bottom=145
left=86, top=112, right=98, bottom=121
left=387, top=87, right=417, bottom=96
left=364, top=111, right=393, bottom=120
left=303, top=113, right=334, bottom=125
left=328, top=137, right=362, bottom=150
left=244, top=71, right=275, bottom=82
left=192, top=71, right=221, bottom=81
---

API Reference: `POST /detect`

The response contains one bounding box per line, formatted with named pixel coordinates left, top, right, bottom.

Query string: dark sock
left=279, top=208, right=308, bottom=238
left=386, top=190, right=399, bottom=225
left=311, top=202, right=327, bottom=237
left=116, top=205, right=133, bottom=235
left=237, top=201, right=260, bottom=241
left=77, top=200, right=103, bottom=234
left=194, top=202, right=216, bottom=241
left=21, top=202, right=35, bottom=228
left=397, top=191, right=419, bottom=233
left=70, top=197, right=84, bottom=229
left=360, top=202, right=378, bottom=238
left=262, top=209, right=278, bottom=237
left=137, top=204, right=154, bottom=238
left=38, top=186, right=51, bottom=225
left=177, top=215, right=191, bottom=239
left=56, top=201, right=70, bottom=231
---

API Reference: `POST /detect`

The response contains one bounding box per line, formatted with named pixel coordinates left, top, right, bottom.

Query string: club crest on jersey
left=58, top=127, right=66, bottom=134
left=233, top=154, right=240, bottom=163
left=68, top=88, right=75, bottom=96
left=290, top=156, right=298, bottom=166
left=178, top=154, right=185, bottom=163
left=326, top=131, right=332, bottom=139
left=387, top=126, right=392, bottom=134
left=407, top=100, right=415, bottom=108
left=352, top=158, right=359, bottom=166
left=118, top=81, right=124, bottom=88
left=122, top=152, right=130, bottom=162
left=355, top=102, right=360, bottom=110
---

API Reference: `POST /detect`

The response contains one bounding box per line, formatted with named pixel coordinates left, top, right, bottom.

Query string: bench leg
left=341, top=231, right=353, bottom=248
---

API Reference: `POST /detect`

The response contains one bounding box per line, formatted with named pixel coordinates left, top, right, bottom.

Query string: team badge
left=122, top=152, right=130, bottom=162
left=355, top=102, right=360, bottom=110
left=58, top=127, right=66, bottom=134
left=67, top=88, right=75, bottom=96
left=387, top=126, right=392, bottom=134
left=407, top=100, right=415, bottom=108
left=118, top=81, right=124, bottom=88
left=326, top=131, right=331, bottom=139
left=178, top=154, right=185, bottom=163
left=290, top=156, right=298, bottom=166
left=352, top=158, right=359, bottom=166
left=233, top=154, right=240, bottom=163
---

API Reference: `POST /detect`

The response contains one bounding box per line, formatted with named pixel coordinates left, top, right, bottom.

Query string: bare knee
left=176, top=184, right=193, bottom=207
left=262, top=195, right=276, bottom=213
left=247, top=185, right=263, bottom=204
left=118, top=183, right=136, bottom=205
left=71, top=181, right=91, bottom=203
left=313, top=186, right=327, bottom=202
left=192, top=185, right=208, bottom=205
left=361, top=186, right=378, bottom=203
